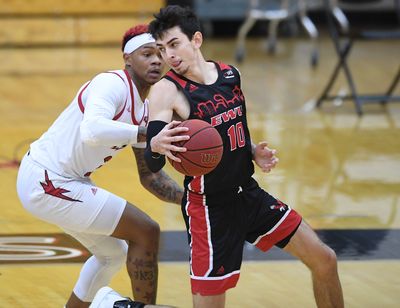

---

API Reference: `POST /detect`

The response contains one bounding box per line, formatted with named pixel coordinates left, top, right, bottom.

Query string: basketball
left=168, top=119, right=223, bottom=176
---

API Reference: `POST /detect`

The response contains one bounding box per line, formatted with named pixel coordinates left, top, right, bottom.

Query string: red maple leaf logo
left=40, top=170, right=82, bottom=202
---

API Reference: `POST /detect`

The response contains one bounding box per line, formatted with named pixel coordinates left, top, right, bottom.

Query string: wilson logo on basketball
left=201, top=153, right=219, bottom=164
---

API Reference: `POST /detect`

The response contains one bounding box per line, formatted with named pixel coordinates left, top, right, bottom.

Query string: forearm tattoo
left=133, top=147, right=184, bottom=204
left=147, top=171, right=184, bottom=204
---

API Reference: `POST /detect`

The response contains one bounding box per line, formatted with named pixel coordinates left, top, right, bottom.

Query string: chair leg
left=267, top=19, right=281, bottom=53
left=342, top=61, right=363, bottom=116
left=235, top=16, right=257, bottom=62
left=316, top=40, right=353, bottom=108
left=338, top=40, right=363, bottom=115
left=381, top=66, right=400, bottom=105
left=298, top=0, right=319, bottom=66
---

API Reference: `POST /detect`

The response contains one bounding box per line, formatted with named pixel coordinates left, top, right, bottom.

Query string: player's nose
left=165, top=48, right=175, bottom=59
left=151, top=54, right=162, bottom=65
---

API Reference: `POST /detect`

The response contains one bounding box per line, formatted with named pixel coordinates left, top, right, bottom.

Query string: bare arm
left=132, top=147, right=184, bottom=205
left=146, top=80, right=190, bottom=163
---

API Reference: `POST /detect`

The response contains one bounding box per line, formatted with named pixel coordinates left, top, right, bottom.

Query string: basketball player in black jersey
left=144, top=5, right=344, bottom=308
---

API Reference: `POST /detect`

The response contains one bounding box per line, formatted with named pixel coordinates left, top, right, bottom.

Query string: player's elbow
left=80, top=119, right=101, bottom=146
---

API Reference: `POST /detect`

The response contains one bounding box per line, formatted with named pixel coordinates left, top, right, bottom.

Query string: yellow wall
left=0, top=0, right=164, bottom=45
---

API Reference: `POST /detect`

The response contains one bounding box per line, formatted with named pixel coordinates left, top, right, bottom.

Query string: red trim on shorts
left=187, top=192, right=212, bottom=277
left=188, top=175, right=203, bottom=193
left=191, top=272, right=240, bottom=295
left=255, top=209, right=302, bottom=252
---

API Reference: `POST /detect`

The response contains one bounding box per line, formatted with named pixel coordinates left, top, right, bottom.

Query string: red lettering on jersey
left=234, top=106, right=242, bottom=116
left=210, top=106, right=243, bottom=127
left=210, top=114, right=222, bottom=127
left=221, top=109, right=237, bottom=122
left=194, top=86, right=244, bottom=118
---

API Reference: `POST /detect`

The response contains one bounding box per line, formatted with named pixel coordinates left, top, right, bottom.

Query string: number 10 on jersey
left=227, top=122, right=245, bottom=151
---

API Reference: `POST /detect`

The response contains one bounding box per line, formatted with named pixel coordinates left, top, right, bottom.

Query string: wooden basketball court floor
left=1, top=35, right=399, bottom=307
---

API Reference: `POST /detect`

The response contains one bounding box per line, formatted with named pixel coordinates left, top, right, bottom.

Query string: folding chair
left=316, top=0, right=400, bottom=115
left=234, top=0, right=319, bottom=66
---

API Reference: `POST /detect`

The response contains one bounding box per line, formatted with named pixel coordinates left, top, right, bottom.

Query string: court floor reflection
left=248, top=111, right=400, bottom=230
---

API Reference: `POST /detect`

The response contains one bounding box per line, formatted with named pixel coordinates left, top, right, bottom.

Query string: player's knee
left=97, top=241, right=128, bottom=271
left=313, top=245, right=338, bottom=275
left=111, top=244, right=128, bottom=267
left=129, top=219, right=160, bottom=250
left=103, top=254, right=126, bottom=275
left=143, top=219, right=161, bottom=242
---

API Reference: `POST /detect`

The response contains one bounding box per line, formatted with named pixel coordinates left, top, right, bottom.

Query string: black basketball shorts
left=181, top=177, right=302, bottom=296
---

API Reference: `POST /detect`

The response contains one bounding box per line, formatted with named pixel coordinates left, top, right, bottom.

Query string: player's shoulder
left=216, top=61, right=241, bottom=76
left=148, top=77, right=184, bottom=111
left=89, top=70, right=127, bottom=91
left=152, top=77, right=179, bottom=93
left=92, top=70, right=126, bottom=85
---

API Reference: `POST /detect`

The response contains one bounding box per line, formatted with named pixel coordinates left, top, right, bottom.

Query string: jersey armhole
left=163, top=74, right=194, bottom=118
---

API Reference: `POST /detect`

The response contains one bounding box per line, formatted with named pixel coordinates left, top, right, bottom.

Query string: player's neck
left=184, top=54, right=217, bottom=85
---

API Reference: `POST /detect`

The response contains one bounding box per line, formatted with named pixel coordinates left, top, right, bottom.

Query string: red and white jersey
left=29, top=69, right=148, bottom=178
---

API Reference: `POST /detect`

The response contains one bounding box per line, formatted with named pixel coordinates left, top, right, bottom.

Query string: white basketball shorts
left=16, top=153, right=126, bottom=235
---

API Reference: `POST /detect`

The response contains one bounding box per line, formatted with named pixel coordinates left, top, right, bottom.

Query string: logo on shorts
left=216, top=266, right=225, bottom=275
left=91, top=188, right=98, bottom=195
left=270, top=200, right=287, bottom=212
left=40, top=170, right=82, bottom=202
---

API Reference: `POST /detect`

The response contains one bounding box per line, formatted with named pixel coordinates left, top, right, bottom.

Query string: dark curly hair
left=149, top=5, right=201, bottom=40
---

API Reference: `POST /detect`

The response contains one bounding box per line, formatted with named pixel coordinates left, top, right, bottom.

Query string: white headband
left=123, top=33, right=156, bottom=54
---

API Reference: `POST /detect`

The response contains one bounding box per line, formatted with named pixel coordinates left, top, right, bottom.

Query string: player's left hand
left=253, top=141, right=279, bottom=173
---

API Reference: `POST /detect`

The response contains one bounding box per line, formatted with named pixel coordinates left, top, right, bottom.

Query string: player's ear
left=123, top=53, right=131, bottom=66
left=192, top=31, right=203, bottom=48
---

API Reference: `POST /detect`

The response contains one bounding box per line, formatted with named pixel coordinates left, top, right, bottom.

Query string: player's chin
left=146, top=71, right=162, bottom=84
left=146, top=76, right=161, bottom=85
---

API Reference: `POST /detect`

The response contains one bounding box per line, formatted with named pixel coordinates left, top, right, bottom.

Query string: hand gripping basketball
left=168, top=119, right=223, bottom=176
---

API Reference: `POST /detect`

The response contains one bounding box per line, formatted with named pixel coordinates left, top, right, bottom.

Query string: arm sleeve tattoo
left=132, top=147, right=183, bottom=205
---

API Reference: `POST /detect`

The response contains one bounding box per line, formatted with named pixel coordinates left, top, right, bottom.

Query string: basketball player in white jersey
left=16, top=24, right=188, bottom=308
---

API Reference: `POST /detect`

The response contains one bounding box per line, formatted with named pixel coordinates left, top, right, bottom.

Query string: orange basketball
left=168, top=119, right=223, bottom=176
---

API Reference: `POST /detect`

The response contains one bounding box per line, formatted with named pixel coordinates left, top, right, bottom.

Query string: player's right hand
left=150, top=120, right=190, bottom=162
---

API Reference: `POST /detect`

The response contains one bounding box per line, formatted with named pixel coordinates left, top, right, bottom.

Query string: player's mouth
left=170, top=60, right=182, bottom=69
left=148, top=69, right=161, bottom=78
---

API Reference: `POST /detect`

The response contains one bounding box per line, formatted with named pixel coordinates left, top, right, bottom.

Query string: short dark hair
left=149, top=5, right=201, bottom=40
